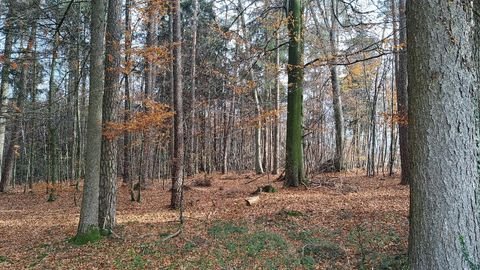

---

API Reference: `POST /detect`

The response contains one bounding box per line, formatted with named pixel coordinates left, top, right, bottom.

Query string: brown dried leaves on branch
left=103, top=99, right=173, bottom=140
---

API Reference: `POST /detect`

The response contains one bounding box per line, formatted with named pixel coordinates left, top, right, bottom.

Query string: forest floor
left=0, top=171, right=409, bottom=269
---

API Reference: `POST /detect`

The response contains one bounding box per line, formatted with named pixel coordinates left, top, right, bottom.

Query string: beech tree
left=407, top=0, right=480, bottom=268
left=77, top=0, right=106, bottom=236
left=285, top=0, right=304, bottom=187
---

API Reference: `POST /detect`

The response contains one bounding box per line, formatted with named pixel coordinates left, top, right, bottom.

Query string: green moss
left=70, top=228, right=102, bottom=245
left=208, top=221, right=248, bottom=238
left=280, top=209, right=304, bottom=217
left=301, top=256, right=316, bottom=270
left=245, top=231, right=288, bottom=256
left=302, top=241, right=345, bottom=261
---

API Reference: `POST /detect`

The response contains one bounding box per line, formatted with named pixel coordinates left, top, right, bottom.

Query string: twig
left=245, top=174, right=266, bottom=184
left=161, top=228, right=182, bottom=242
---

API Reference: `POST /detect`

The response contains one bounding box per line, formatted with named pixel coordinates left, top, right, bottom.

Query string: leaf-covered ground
left=0, top=172, right=409, bottom=269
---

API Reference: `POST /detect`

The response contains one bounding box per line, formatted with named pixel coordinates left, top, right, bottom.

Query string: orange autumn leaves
left=103, top=99, right=173, bottom=140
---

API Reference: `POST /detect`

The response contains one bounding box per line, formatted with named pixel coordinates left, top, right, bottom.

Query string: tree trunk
left=188, top=0, right=199, bottom=176
left=407, top=1, right=480, bottom=268
left=123, top=0, right=132, bottom=184
left=285, top=0, right=304, bottom=187
left=170, top=0, right=184, bottom=210
left=237, top=0, right=264, bottom=174
left=272, top=30, right=280, bottom=175
left=0, top=23, right=32, bottom=192
left=0, top=2, right=14, bottom=190
left=99, top=0, right=121, bottom=231
left=329, top=0, right=344, bottom=172
left=77, top=0, right=106, bottom=236
left=46, top=32, right=59, bottom=200
left=397, top=0, right=409, bottom=185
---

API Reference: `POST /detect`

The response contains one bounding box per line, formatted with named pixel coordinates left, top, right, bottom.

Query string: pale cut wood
left=245, top=195, right=260, bottom=206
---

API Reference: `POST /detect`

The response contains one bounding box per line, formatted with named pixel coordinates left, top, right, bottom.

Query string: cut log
left=245, top=195, right=260, bottom=206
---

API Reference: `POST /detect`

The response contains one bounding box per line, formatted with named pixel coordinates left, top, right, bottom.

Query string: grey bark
left=238, top=0, right=264, bottom=174
left=329, top=0, right=344, bottom=172
left=188, top=0, right=199, bottom=176
left=0, top=1, right=14, bottom=190
left=407, top=1, right=480, bottom=269
left=77, top=0, right=106, bottom=235
left=272, top=30, right=280, bottom=175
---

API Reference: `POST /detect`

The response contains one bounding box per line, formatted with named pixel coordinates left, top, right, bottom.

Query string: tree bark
left=397, top=0, right=409, bottom=185
left=0, top=1, right=14, bottom=190
left=285, top=0, right=304, bottom=187
left=188, top=0, right=199, bottom=176
left=0, top=23, right=32, bottom=192
left=123, top=0, right=132, bottom=184
left=237, top=0, right=264, bottom=174
left=99, top=0, right=121, bottom=231
left=77, top=0, right=106, bottom=236
left=170, top=0, right=184, bottom=210
left=272, top=30, right=280, bottom=175
left=329, top=0, right=344, bottom=172
left=407, top=1, right=480, bottom=268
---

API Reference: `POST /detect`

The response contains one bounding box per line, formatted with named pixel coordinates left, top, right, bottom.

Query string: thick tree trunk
left=99, top=0, right=121, bottom=231
left=407, top=1, right=480, bottom=268
left=77, top=0, right=106, bottom=236
left=285, top=0, right=304, bottom=187
left=170, top=0, right=184, bottom=210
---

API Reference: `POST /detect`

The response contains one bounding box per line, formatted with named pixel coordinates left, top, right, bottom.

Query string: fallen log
left=245, top=195, right=260, bottom=206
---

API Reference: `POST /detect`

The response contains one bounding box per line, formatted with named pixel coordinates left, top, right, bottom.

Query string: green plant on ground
left=114, top=249, right=148, bottom=270
left=348, top=225, right=406, bottom=270
left=70, top=227, right=102, bottom=245
left=302, top=241, right=345, bottom=261
left=280, top=209, right=304, bottom=217
left=245, top=231, right=289, bottom=256
left=208, top=221, right=248, bottom=238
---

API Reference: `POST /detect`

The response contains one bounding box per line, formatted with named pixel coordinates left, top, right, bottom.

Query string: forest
left=0, top=0, right=479, bottom=269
